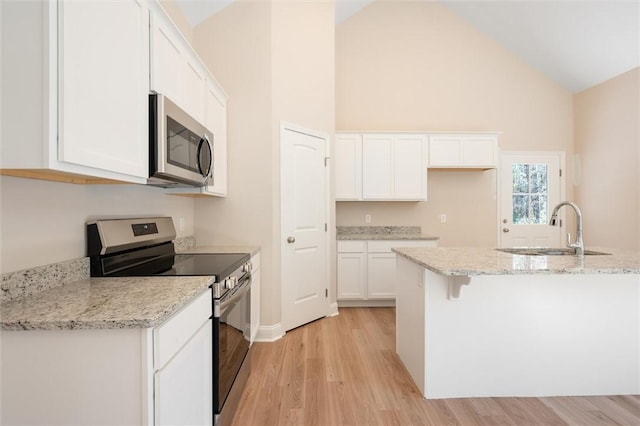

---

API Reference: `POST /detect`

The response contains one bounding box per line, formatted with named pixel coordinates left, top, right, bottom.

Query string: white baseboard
left=254, top=323, right=285, bottom=342
left=327, top=302, right=339, bottom=317
left=338, top=299, right=395, bottom=308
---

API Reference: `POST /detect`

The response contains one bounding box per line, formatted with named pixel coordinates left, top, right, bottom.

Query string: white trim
left=327, top=302, right=339, bottom=317
left=338, top=300, right=396, bottom=308
left=254, top=323, right=285, bottom=343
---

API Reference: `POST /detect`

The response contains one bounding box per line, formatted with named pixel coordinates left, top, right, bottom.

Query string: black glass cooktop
left=106, top=253, right=249, bottom=282
left=159, top=253, right=249, bottom=279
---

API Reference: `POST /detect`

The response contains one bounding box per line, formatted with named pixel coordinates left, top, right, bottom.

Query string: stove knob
left=242, top=262, right=252, bottom=273
left=224, top=277, right=236, bottom=290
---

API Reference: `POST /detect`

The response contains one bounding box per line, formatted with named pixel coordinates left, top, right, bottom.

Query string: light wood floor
left=232, top=307, right=640, bottom=426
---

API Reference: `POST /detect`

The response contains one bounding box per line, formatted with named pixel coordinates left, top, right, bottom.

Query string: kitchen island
left=393, top=247, right=640, bottom=399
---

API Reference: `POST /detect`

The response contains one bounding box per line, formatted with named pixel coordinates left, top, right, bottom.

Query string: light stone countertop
left=338, top=233, right=440, bottom=241
left=337, top=226, right=439, bottom=241
left=1, top=242, right=261, bottom=331
left=393, top=247, right=640, bottom=276
left=0, top=275, right=213, bottom=331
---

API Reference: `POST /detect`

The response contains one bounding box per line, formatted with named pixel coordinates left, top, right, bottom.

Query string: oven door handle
left=216, top=278, right=251, bottom=317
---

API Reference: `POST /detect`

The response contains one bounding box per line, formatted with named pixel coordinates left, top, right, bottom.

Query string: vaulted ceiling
left=175, top=0, right=639, bottom=93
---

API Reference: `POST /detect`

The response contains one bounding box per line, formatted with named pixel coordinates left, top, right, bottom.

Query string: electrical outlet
left=365, top=214, right=372, bottom=223
left=439, top=214, right=447, bottom=223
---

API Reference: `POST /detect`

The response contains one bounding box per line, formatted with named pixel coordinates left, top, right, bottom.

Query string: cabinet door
left=337, top=253, right=366, bottom=299
left=154, top=320, right=212, bottom=426
left=183, top=59, right=207, bottom=124
left=461, top=136, right=498, bottom=167
left=367, top=253, right=397, bottom=299
left=150, top=9, right=183, bottom=105
left=58, top=0, right=148, bottom=178
left=204, top=81, right=228, bottom=196
left=394, top=135, right=427, bottom=200
left=335, top=134, right=362, bottom=200
left=428, top=136, right=462, bottom=166
left=429, top=134, right=498, bottom=168
left=362, top=134, right=394, bottom=199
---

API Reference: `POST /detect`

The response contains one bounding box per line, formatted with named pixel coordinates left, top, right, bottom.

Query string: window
left=512, top=163, right=548, bottom=224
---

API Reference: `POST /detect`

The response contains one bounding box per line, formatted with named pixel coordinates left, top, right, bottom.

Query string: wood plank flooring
left=231, top=308, right=640, bottom=426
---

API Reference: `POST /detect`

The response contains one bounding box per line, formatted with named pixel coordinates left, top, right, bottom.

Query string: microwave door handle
left=196, top=136, right=213, bottom=185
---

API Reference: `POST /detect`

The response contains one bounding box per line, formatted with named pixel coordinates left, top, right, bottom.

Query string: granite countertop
left=337, top=226, right=439, bottom=241
left=0, top=240, right=261, bottom=331
left=1, top=275, right=213, bottom=331
left=393, top=247, right=640, bottom=276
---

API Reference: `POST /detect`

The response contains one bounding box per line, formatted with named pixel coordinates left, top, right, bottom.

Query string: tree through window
left=512, top=163, right=548, bottom=224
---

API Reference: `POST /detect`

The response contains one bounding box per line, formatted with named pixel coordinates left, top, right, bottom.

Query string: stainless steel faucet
left=549, top=201, right=584, bottom=256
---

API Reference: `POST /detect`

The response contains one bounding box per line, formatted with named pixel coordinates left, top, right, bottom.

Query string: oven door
left=213, top=274, right=251, bottom=421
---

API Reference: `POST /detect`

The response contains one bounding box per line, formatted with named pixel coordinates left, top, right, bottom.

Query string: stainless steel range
left=87, top=217, right=251, bottom=426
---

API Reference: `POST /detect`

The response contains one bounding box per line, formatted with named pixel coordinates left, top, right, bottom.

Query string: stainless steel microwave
left=148, top=93, right=213, bottom=187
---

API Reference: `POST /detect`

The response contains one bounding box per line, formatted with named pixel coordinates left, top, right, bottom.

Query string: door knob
left=502, top=228, right=510, bottom=233
left=287, top=236, right=296, bottom=243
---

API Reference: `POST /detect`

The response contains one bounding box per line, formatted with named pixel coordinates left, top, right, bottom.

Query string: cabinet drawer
left=337, top=241, right=366, bottom=253
left=154, top=289, right=212, bottom=370
left=367, top=240, right=437, bottom=253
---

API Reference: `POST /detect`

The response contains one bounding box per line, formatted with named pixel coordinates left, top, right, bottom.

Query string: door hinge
left=325, top=289, right=328, bottom=298
left=325, top=223, right=328, bottom=232
left=324, top=157, right=329, bottom=167
left=559, top=169, right=562, bottom=177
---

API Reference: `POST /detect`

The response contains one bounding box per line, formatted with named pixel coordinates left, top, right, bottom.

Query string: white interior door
left=281, top=123, right=329, bottom=332
left=500, top=152, right=564, bottom=247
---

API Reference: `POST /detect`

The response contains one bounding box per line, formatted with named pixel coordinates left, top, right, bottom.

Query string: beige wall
left=192, top=1, right=276, bottom=324
left=335, top=1, right=574, bottom=246
left=192, top=0, right=335, bottom=329
left=574, top=67, right=640, bottom=250
left=0, top=177, right=194, bottom=273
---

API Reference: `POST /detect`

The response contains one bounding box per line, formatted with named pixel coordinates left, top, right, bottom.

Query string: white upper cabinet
left=150, top=10, right=184, bottom=105
left=335, top=134, right=363, bottom=200
left=150, top=6, right=208, bottom=123
left=362, top=134, right=394, bottom=199
left=203, top=81, right=228, bottom=197
left=336, top=133, right=428, bottom=201
left=150, top=2, right=229, bottom=197
left=428, top=134, right=499, bottom=169
left=0, top=0, right=149, bottom=183
left=393, top=135, right=429, bottom=199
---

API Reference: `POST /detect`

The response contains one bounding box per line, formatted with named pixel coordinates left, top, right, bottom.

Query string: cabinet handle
left=502, top=228, right=510, bottom=233
left=287, top=237, right=296, bottom=243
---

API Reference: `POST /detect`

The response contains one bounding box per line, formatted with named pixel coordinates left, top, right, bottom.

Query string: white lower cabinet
left=0, top=290, right=212, bottom=426
left=153, top=290, right=212, bottom=425
left=337, top=241, right=367, bottom=299
left=337, top=239, right=437, bottom=306
left=367, top=252, right=397, bottom=299
left=154, top=320, right=212, bottom=426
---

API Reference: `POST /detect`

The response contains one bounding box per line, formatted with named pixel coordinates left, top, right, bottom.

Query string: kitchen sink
left=496, top=248, right=611, bottom=256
